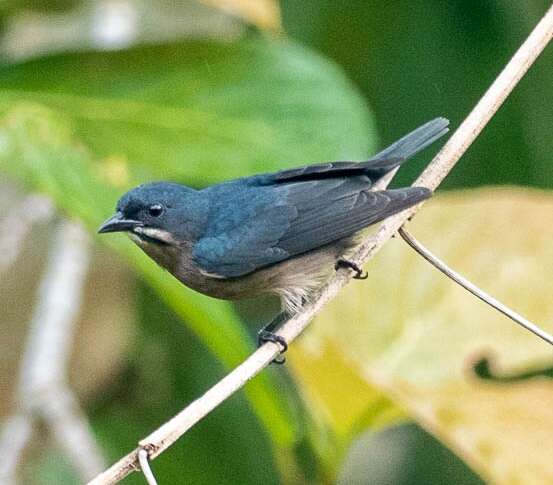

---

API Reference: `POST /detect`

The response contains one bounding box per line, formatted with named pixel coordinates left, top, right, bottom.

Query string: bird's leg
left=335, top=258, right=368, bottom=279
left=258, top=312, right=290, bottom=364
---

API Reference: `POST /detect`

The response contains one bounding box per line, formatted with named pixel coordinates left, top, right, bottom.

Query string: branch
left=398, top=227, right=553, bottom=346
left=0, top=194, right=54, bottom=278
left=0, top=220, right=106, bottom=483
left=138, top=450, right=158, bottom=485
left=0, top=414, right=34, bottom=485
left=88, top=6, right=553, bottom=484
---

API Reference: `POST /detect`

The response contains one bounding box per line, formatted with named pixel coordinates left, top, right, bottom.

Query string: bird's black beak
left=98, top=212, right=143, bottom=234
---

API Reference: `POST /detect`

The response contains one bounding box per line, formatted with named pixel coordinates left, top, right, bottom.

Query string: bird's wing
left=191, top=203, right=294, bottom=278
left=192, top=118, right=447, bottom=278
left=269, top=117, right=449, bottom=183
left=192, top=178, right=430, bottom=278
left=277, top=185, right=430, bottom=255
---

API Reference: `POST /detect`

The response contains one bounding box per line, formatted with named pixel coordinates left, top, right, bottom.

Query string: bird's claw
left=335, top=259, right=368, bottom=279
left=258, top=330, right=288, bottom=364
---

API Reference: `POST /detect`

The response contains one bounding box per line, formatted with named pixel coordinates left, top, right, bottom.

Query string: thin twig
left=138, top=450, right=158, bottom=485
left=398, top=227, right=553, bottom=346
left=88, top=6, right=553, bottom=484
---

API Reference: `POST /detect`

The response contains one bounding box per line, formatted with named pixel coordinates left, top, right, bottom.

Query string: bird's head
left=98, top=182, right=199, bottom=246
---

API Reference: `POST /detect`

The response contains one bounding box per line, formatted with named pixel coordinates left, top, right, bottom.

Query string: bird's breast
left=129, top=233, right=358, bottom=308
left=129, top=235, right=257, bottom=299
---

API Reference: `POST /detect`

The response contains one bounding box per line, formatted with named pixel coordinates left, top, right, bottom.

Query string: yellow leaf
left=288, top=340, right=405, bottom=469
left=199, top=0, right=281, bottom=32
left=290, top=188, right=553, bottom=484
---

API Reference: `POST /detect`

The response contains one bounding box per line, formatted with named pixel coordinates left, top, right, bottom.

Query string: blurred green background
left=0, top=1, right=551, bottom=484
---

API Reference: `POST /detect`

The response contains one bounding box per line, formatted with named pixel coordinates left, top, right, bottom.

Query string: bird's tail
left=362, top=117, right=449, bottom=176
left=270, top=117, right=449, bottom=184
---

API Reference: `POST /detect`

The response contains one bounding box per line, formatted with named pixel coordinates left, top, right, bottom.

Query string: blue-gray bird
left=99, top=117, right=449, bottom=356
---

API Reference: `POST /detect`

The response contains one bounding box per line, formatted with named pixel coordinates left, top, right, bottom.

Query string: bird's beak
left=98, top=212, right=143, bottom=234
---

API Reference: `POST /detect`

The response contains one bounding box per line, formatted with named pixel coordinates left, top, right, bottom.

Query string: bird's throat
left=128, top=232, right=180, bottom=274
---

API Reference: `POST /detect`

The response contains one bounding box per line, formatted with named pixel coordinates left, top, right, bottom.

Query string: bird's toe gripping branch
left=258, top=330, right=288, bottom=364
left=257, top=312, right=289, bottom=364
left=335, top=258, right=368, bottom=279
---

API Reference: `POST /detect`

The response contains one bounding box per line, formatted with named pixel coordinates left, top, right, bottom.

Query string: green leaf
left=0, top=102, right=295, bottom=447
left=289, top=188, right=553, bottom=482
left=0, top=37, right=375, bottom=185
left=1, top=0, right=78, bottom=17
left=0, top=36, right=376, bottom=453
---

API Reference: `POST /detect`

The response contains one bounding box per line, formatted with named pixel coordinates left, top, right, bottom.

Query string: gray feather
left=191, top=118, right=448, bottom=278
left=271, top=117, right=449, bottom=182
left=192, top=181, right=431, bottom=278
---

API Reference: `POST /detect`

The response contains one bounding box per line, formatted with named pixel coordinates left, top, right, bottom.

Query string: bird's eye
left=148, top=204, right=164, bottom=217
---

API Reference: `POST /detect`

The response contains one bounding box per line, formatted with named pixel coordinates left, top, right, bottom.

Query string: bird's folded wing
left=192, top=178, right=430, bottom=278
left=278, top=187, right=430, bottom=254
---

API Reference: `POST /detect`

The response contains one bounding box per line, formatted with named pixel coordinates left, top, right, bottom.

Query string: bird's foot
left=335, top=258, right=368, bottom=279
left=258, top=329, right=288, bottom=364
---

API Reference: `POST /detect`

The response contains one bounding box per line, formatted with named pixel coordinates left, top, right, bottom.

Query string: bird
left=98, top=117, right=449, bottom=360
